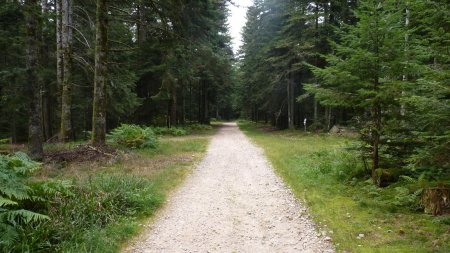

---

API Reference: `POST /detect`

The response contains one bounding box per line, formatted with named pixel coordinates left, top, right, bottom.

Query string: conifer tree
left=305, top=0, right=406, bottom=183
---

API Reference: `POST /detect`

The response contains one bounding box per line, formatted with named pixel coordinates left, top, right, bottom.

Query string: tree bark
left=313, top=97, right=318, bottom=123
left=56, top=0, right=63, bottom=100
left=170, top=91, right=177, bottom=126
left=92, top=0, right=108, bottom=146
left=372, top=102, right=381, bottom=184
left=287, top=72, right=295, bottom=129
left=25, top=0, right=44, bottom=160
left=137, top=1, right=146, bottom=47
left=60, top=0, right=73, bottom=141
left=41, top=0, right=51, bottom=140
left=203, top=81, right=209, bottom=124
left=401, top=2, right=410, bottom=116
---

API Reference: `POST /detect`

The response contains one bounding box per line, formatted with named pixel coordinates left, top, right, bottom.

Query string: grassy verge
left=10, top=131, right=214, bottom=253
left=238, top=121, right=449, bottom=253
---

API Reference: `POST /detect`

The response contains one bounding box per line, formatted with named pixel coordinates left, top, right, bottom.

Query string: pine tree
left=305, top=0, right=406, bottom=184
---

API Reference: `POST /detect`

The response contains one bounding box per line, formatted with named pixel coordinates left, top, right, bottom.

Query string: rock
left=358, top=233, right=365, bottom=238
left=329, top=125, right=341, bottom=134
left=324, top=236, right=332, bottom=242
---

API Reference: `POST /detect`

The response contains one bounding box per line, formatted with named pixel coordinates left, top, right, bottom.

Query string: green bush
left=108, top=124, right=158, bottom=149
left=152, top=127, right=189, bottom=136
left=187, top=123, right=213, bottom=131
left=0, top=152, right=49, bottom=250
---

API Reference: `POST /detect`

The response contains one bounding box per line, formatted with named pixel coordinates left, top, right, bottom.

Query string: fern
left=0, top=223, right=18, bottom=247
left=399, top=175, right=417, bottom=183
left=108, top=124, right=159, bottom=149
left=0, top=209, right=49, bottom=224
left=0, top=153, right=48, bottom=249
left=0, top=197, right=17, bottom=207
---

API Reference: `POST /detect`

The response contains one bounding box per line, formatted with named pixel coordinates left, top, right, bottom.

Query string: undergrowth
left=9, top=174, right=166, bottom=252
left=108, top=124, right=159, bottom=149
left=0, top=152, right=49, bottom=250
left=3, top=129, right=211, bottom=252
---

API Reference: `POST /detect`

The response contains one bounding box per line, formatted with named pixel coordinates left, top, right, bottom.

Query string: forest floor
left=123, top=122, right=334, bottom=253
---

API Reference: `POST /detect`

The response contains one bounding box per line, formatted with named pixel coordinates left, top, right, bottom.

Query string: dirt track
left=124, top=122, right=334, bottom=253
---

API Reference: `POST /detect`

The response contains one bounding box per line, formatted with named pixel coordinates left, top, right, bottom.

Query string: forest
left=0, top=0, right=235, bottom=157
left=0, top=0, right=449, bottom=252
left=236, top=0, right=449, bottom=186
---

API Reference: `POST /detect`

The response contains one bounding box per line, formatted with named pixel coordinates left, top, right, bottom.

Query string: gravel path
left=124, top=123, right=334, bottom=253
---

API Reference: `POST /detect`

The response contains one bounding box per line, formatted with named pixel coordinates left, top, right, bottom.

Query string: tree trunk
left=25, top=0, right=44, bottom=160
left=327, top=106, right=332, bottom=131
left=181, top=87, right=186, bottom=124
left=198, top=83, right=202, bottom=123
left=92, top=0, right=108, bottom=146
left=287, top=73, right=295, bottom=129
left=41, top=0, right=51, bottom=141
left=137, top=1, right=146, bottom=46
left=203, top=81, right=209, bottom=124
left=56, top=0, right=63, bottom=100
left=313, top=97, right=318, bottom=123
left=60, top=0, right=73, bottom=141
left=401, top=3, right=410, bottom=116
left=372, top=102, right=381, bottom=184
left=170, top=91, right=177, bottom=126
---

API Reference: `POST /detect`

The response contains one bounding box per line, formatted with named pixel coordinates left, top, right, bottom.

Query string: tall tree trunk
left=372, top=75, right=381, bottom=184
left=287, top=72, right=295, bottom=130
left=92, top=0, right=108, bottom=146
left=372, top=102, right=381, bottom=184
left=401, top=2, right=410, bottom=116
left=25, top=0, right=44, bottom=160
left=41, top=0, right=51, bottom=140
left=56, top=0, right=63, bottom=103
left=137, top=1, right=146, bottom=47
left=60, top=0, right=73, bottom=141
left=197, top=83, right=202, bottom=123
left=313, top=97, right=318, bottom=123
left=11, top=112, right=17, bottom=144
left=181, top=87, right=186, bottom=124
left=170, top=91, right=177, bottom=126
left=203, top=81, right=209, bottom=124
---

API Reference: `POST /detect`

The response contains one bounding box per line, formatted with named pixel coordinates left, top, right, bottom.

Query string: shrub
left=187, top=124, right=213, bottom=131
left=108, top=124, right=158, bottom=149
left=152, top=127, right=189, bottom=136
left=0, top=152, right=49, bottom=250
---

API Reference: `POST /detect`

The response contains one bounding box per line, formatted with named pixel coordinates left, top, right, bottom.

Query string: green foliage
left=152, top=127, right=189, bottom=136
left=0, top=152, right=48, bottom=249
left=108, top=124, right=158, bottom=149
left=7, top=174, right=165, bottom=252
left=187, top=124, right=213, bottom=131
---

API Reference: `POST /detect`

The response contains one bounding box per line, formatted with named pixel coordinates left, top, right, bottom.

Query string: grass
left=238, top=121, right=449, bottom=253
left=8, top=130, right=214, bottom=253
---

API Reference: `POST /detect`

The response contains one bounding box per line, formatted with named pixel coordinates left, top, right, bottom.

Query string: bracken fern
left=0, top=152, right=49, bottom=249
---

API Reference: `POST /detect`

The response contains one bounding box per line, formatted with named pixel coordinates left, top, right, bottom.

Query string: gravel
left=124, top=122, right=335, bottom=253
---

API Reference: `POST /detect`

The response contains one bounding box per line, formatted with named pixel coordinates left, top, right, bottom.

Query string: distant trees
left=0, top=0, right=234, bottom=150
left=238, top=0, right=449, bottom=184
